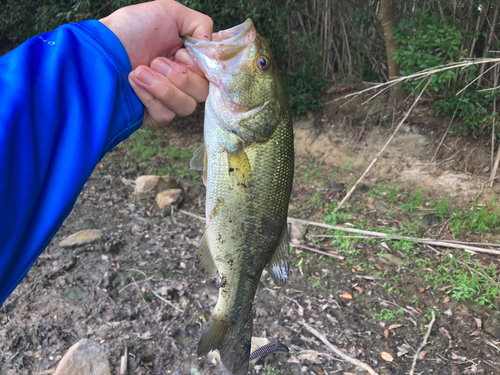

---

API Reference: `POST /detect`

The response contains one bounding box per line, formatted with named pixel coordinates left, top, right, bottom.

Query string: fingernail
left=135, top=68, right=155, bottom=86
left=153, top=60, right=172, bottom=77
left=176, top=49, right=192, bottom=65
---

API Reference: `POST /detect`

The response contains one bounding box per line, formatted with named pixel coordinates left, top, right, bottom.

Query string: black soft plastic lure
left=249, top=343, right=289, bottom=361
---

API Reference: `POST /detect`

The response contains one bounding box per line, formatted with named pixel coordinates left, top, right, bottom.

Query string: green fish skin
left=184, top=19, right=294, bottom=375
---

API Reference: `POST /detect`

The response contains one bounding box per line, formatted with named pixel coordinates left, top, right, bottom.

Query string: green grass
left=372, top=308, right=404, bottom=323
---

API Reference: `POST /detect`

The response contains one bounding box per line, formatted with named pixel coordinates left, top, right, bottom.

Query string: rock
left=328, top=181, right=345, bottom=190
left=485, top=311, right=500, bottom=339
left=53, top=339, right=111, bottom=375
left=134, top=175, right=177, bottom=197
left=420, top=213, right=442, bottom=227
left=59, top=230, right=103, bottom=247
left=155, top=189, right=183, bottom=209
left=374, top=200, right=390, bottom=213
left=382, top=253, right=403, bottom=266
left=190, top=368, right=202, bottom=375
left=289, top=222, right=307, bottom=240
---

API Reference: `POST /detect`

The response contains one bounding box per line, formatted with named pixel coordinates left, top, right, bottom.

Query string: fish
left=183, top=19, right=294, bottom=375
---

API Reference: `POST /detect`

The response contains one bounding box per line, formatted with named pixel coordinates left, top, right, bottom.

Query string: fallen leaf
left=291, top=238, right=301, bottom=245
left=341, top=261, right=347, bottom=266
left=179, top=262, right=186, bottom=269
left=470, top=330, right=480, bottom=337
left=388, top=324, right=402, bottom=330
left=419, top=288, right=426, bottom=293
left=295, top=249, right=303, bottom=254
left=340, top=293, right=353, bottom=300
left=416, top=307, right=424, bottom=314
left=353, top=286, right=363, bottom=294
left=375, top=264, right=383, bottom=270
left=451, top=352, right=467, bottom=361
left=381, top=352, right=393, bottom=362
left=287, top=356, right=300, bottom=364
left=418, top=351, right=427, bottom=359
left=439, top=327, right=452, bottom=340
left=141, top=287, right=147, bottom=293
left=443, top=296, right=450, bottom=303
left=384, top=329, right=389, bottom=339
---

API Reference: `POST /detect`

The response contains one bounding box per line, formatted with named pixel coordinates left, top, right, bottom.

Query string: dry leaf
left=287, top=356, right=300, bottom=364
left=375, top=264, right=383, bottom=270
left=380, top=352, right=393, bottom=362
left=443, top=296, right=450, bottom=303
left=416, top=307, right=424, bottom=314
left=340, top=293, right=353, bottom=300
left=451, top=352, right=467, bottom=361
left=439, top=327, right=452, bottom=340
left=470, top=330, right=481, bottom=337
left=418, top=351, right=427, bottom=359
left=388, top=324, right=402, bottom=330
left=353, top=286, right=363, bottom=294
left=384, top=329, right=389, bottom=339
left=141, top=287, right=147, bottom=293
left=419, top=288, right=426, bottom=293
left=179, top=262, right=186, bottom=269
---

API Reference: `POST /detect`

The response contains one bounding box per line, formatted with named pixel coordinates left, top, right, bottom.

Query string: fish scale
left=184, top=19, right=294, bottom=375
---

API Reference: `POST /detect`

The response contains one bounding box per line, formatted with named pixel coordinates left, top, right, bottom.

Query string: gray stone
left=485, top=311, right=500, bottom=339
left=155, top=189, right=183, bottom=209
left=382, top=253, right=404, bottom=266
left=53, top=339, right=111, bottom=375
left=289, top=222, right=307, bottom=240
left=59, top=230, right=102, bottom=247
left=374, top=200, right=390, bottom=213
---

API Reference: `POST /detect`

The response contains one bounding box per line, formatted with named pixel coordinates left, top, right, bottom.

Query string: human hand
left=100, top=0, right=213, bottom=127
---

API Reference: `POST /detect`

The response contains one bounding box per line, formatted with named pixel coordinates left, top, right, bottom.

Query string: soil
left=1, top=102, right=500, bottom=375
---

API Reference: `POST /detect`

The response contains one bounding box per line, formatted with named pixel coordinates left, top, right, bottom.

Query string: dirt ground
left=1, top=101, right=500, bottom=375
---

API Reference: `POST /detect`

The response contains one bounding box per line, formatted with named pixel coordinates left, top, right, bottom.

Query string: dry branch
left=409, top=310, right=436, bottom=375
left=334, top=79, right=431, bottom=213
left=289, top=243, right=344, bottom=259
left=287, top=217, right=500, bottom=255
left=303, top=323, right=379, bottom=375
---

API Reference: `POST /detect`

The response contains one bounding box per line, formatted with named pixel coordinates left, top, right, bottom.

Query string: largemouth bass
left=184, top=19, right=294, bottom=374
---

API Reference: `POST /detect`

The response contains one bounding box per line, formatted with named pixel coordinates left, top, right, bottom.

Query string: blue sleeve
left=0, top=20, right=144, bottom=306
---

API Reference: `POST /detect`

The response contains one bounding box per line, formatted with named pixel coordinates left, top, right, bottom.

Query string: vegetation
left=4, top=0, right=500, bottom=130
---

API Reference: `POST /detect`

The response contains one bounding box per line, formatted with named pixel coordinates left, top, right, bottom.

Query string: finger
left=174, top=49, right=206, bottom=78
left=151, top=57, right=209, bottom=103
left=130, top=66, right=198, bottom=117
left=170, top=2, right=214, bottom=40
left=128, top=70, right=176, bottom=128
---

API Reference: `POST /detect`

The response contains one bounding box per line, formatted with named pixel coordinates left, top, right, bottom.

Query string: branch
left=303, top=323, right=379, bottom=375
left=409, top=311, right=436, bottom=375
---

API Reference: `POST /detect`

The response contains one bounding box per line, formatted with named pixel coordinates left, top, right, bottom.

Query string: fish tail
left=197, top=303, right=253, bottom=375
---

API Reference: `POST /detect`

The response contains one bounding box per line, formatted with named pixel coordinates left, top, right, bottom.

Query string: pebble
left=59, top=229, right=103, bottom=247
left=53, top=339, right=110, bottom=375
left=134, top=175, right=177, bottom=197
left=374, top=200, right=390, bottom=213
left=155, top=189, right=183, bottom=209
left=485, top=311, right=500, bottom=339
left=289, top=222, right=307, bottom=240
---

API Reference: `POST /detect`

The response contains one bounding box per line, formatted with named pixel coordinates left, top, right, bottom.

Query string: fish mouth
left=183, top=19, right=256, bottom=65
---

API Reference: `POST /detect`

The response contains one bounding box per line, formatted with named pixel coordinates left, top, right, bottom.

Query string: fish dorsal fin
left=195, top=232, right=217, bottom=277
left=227, top=147, right=252, bottom=188
left=266, top=224, right=290, bottom=286
left=190, top=143, right=207, bottom=186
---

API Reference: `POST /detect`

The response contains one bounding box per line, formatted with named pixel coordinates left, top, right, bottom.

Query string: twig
left=303, top=323, right=379, bottom=375
left=120, top=345, right=128, bottom=375
left=490, top=142, right=500, bottom=188
left=179, top=209, right=206, bottom=221
left=474, top=175, right=500, bottom=201
left=334, top=79, right=431, bottom=213
left=289, top=243, right=344, bottom=259
left=118, top=277, right=154, bottom=294
left=409, top=310, right=436, bottom=375
left=287, top=217, right=500, bottom=255
left=131, top=275, right=159, bottom=323
left=151, top=290, right=185, bottom=313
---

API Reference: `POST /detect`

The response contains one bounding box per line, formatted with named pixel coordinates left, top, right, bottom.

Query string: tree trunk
left=378, top=0, right=402, bottom=105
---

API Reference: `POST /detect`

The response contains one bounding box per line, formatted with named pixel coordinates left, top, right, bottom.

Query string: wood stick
left=120, top=345, right=128, bottom=375
left=151, top=290, right=185, bottom=313
left=409, top=310, right=436, bottom=375
left=287, top=217, right=500, bottom=255
left=490, top=143, right=500, bottom=188
left=179, top=210, right=500, bottom=255
left=334, top=79, right=431, bottom=213
left=289, top=243, right=344, bottom=259
left=303, top=323, right=379, bottom=375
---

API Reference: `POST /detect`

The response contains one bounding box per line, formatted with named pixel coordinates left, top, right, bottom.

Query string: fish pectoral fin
left=195, top=232, right=217, bottom=277
left=227, top=147, right=252, bottom=188
left=265, top=224, right=290, bottom=286
left=190, top=143, right=208, bottom=186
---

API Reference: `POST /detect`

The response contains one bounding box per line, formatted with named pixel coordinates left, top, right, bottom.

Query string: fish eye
left=256, top=56, right=270, bottom=71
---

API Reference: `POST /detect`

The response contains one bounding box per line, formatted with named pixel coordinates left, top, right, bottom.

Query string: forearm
left=0, top=20, right=143, bottom=306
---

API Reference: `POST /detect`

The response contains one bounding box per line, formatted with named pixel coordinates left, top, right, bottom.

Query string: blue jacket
left=0, top=20, right=143, bottom=306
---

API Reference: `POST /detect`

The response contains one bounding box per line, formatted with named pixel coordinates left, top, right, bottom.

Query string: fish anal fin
left=195, top=232, right=217, bottom=277
left=266, top=225, right=290, bottom=286
left=227, top=147, right=252, bottom=188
